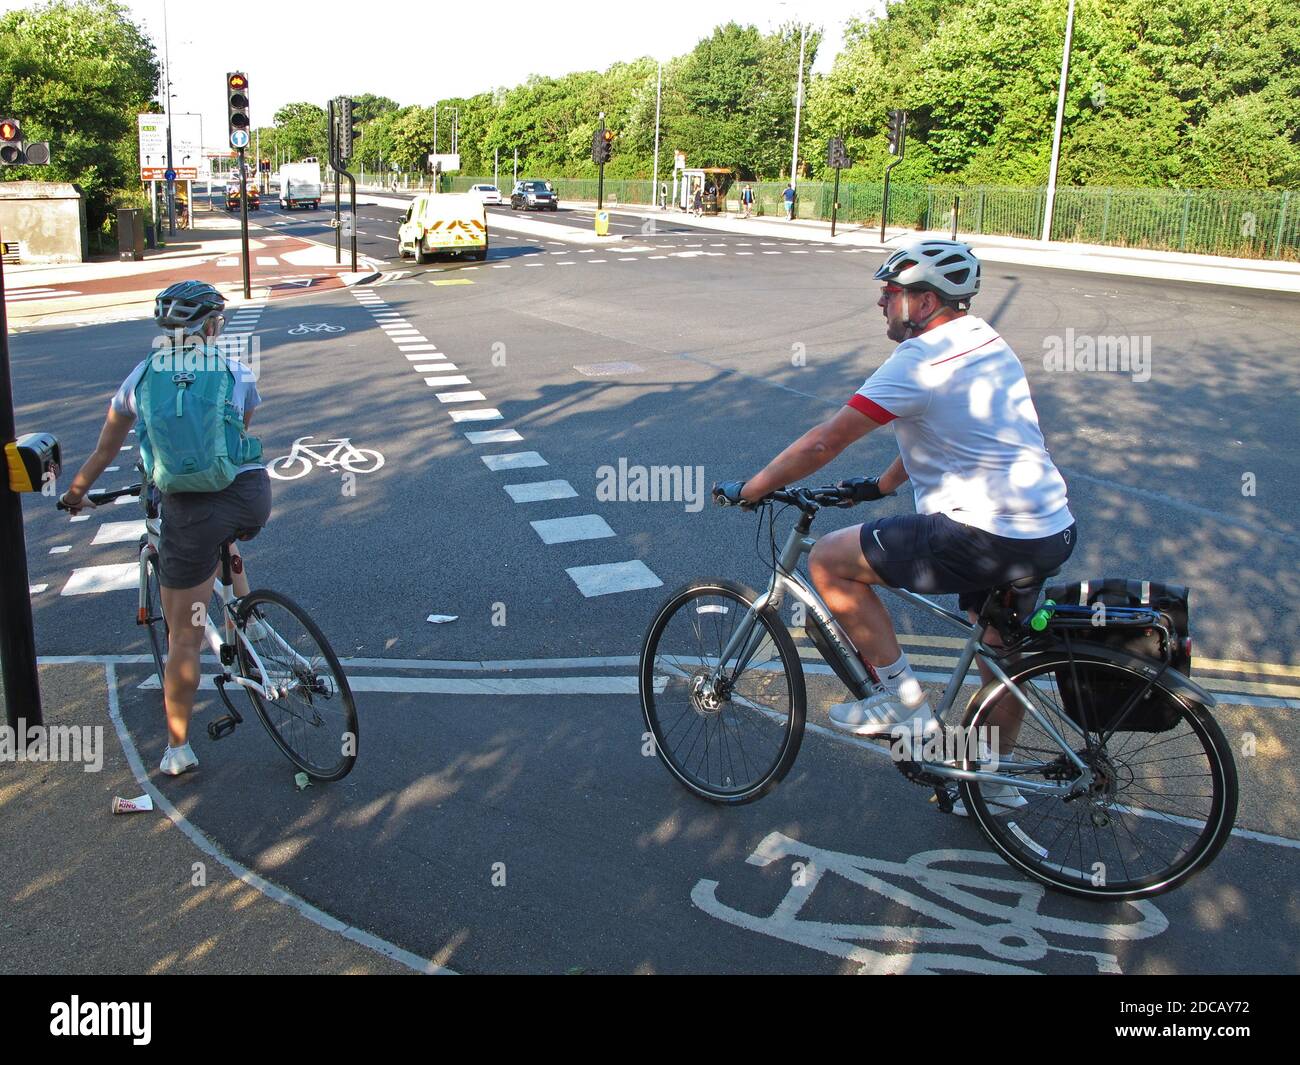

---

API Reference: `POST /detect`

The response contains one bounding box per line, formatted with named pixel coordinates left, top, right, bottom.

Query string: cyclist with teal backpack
left=61, top=281, right=272, bottom=776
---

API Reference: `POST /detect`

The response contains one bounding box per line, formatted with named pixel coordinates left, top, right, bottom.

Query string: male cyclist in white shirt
left=715, top=241, right=1075, bottom=806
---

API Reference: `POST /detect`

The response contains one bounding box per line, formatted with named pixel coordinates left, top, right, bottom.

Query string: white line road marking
left=406, top=353, right=445, bottom=362
left=481, top=452, right=548, bottom=471
left=531, top=514, right=615, bottom=544
left=102, top=664, right=456, bottom=976
left=465, top=428, right=521, bottom=444
left=525, top=263, right=544, bottom=267
left=29, top=584, right=48, bottom=594
left=61, top=563, right=138, bottom=595
left=557, top=262, right=576, bottom=266
left=588, top=259, right=607, bottom=263
left=649, top=255, right=667, bottom=259
left=735, top=251, right=754, bottom=255
left=566, top=559, right=663, bottom=597
left=504, top=480, right=578, bottom=503
left=436, top=390, right=486, bottom=403
left=449, top=409, right=503, bottom=423
left=424, top=375, right=471, bottom=387
left=91, top=520, right=147, bottom=545
left=256, top=256, right=278, bottom=265
left=49, top=546, right=71, bottom=554
left=412, top=362, right=448, bottom=370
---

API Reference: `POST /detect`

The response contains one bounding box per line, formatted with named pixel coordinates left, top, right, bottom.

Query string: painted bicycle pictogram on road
left=287, top=323, right=346, bottom=335
left=267, top=436, right=385, bottom=480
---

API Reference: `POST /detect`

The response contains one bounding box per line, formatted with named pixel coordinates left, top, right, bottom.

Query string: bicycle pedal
left=207, top=715, right=238, bottom=741
left=931, top=786, right=958, bottom=814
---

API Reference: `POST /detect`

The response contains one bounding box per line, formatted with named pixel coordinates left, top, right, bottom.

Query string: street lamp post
left=1041, top=0, right=1077, bottom=242
left=790, top=22, right=807, bottom=189
left=651, top=60, right=662, bottom=209
left=162, top=0, right=176, bottom=235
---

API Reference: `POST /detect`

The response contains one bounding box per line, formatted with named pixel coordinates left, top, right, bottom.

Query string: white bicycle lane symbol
left=288, top=323, right=345, bottom=335
left=267, top=436, right=385, bottom=480
left=692, top=832, right=1169, bottom=975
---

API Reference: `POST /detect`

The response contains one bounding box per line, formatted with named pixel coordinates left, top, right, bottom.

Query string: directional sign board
left=138, top=113, right=203, bottom=181
left=230, top=129, right=250, bottom=149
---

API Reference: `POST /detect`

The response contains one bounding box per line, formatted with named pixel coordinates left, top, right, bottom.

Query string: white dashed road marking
left=531, top=515, right=616, bottom=545
left=503, top=480, right=578, bottom=503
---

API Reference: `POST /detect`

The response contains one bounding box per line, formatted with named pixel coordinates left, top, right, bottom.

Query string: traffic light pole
left=238, top=147, right=251, bottom=299
left=0, top=228, right=43, bottom=728
left=881, top=113, right=907, bottom=244
left=831, top=166, right=842, bottom=238
left=328, top=99, right=341, bottom=266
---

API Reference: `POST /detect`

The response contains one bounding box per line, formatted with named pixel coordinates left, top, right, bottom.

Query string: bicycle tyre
left=639, top=579, right=805, bottom=805
left=235, top=589, right=358, bottom=781
left=143, top=549, right=168, bottom=694
left=960, top=652, right=1238, bottom=900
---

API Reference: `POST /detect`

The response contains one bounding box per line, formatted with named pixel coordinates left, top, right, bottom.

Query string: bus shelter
left=673, top=168, right=735, bottom=215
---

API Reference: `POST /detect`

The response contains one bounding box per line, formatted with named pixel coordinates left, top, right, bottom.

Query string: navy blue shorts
left=859, top=513, right=1076, bottom=614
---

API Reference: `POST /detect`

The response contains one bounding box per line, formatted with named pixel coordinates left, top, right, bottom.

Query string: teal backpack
left=135, top=354, right=263, bottom=494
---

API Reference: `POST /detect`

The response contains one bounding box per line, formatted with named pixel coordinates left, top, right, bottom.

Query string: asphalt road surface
left=9, top=200, right=1300, bottom=973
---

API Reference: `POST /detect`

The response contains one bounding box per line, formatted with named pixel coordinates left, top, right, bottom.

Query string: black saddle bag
left=1042, top=578, right=1192, bottom=733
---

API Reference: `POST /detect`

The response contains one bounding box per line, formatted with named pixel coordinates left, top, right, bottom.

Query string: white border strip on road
left=102, top=662, right=456, bottom=975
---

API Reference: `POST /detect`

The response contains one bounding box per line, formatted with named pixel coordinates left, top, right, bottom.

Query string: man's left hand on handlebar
left=838, top=476, right=893, bottom=503
left=57, top=490, right=98, bottom=515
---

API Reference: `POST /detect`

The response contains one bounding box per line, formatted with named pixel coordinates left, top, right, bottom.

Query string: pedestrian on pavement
left=60, top=281, right=272, bottom=778
left=741, top=183, right=755, bottom=219
left=714, top=241, right=1075, bottom=817
left=693, top=188, right=703, bottom=217
left=661, top=182, right=668, bottom=210
left=783, top=183, right=796, bottom=220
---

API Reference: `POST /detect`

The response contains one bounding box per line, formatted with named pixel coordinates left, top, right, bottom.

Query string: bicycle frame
left=709, top=513, right=1095, bottom=797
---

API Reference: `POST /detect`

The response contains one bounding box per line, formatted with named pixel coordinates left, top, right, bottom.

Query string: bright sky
left=3, top=0, right=880, bottom=154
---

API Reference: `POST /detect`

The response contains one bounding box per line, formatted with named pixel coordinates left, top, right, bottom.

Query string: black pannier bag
left=1041, top=578, right=1192, bottom=733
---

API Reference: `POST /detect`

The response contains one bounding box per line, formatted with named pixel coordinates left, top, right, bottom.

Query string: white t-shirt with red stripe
left=848, top=314, right=1073, bottom=539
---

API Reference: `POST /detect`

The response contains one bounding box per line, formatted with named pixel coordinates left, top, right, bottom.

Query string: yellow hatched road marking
left=1196, top=657, right=1300, bottom=678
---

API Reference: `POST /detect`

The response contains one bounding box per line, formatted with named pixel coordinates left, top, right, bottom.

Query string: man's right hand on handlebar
left=712, top=480, right=758, bottom=510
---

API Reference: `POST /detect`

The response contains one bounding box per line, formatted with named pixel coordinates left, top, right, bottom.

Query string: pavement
left=3, top=205, right=382, bottom=327
left=0, top=663, right=429, bottom=974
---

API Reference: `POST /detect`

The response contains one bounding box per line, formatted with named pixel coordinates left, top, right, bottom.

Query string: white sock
left=876, top=653, right=926, bottom=709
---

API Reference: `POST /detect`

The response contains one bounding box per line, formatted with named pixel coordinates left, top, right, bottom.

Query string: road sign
left=230, top=129, right=250, bottom=149
left=164, top=168, right=176, bottom=182
left=138, top=113, right=202, bottom=181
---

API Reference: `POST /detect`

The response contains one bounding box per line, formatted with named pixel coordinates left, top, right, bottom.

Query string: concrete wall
left=0, top=182, right=87, bottom=263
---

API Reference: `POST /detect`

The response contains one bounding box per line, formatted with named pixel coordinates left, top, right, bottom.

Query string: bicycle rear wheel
left=639, top=579, right=805, bottom=805
left=960, top=653, right=1237, bottom=900
left=235, top=590, right=358, bottom=781
left=142, top=549, right=168, bottom=693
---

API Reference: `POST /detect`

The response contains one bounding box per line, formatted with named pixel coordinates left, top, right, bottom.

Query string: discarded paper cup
left=112, top=794, right=154, bottom=814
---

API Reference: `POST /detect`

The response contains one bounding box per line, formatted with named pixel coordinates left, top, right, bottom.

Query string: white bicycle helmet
left=873, top=239, right=981, bottom=303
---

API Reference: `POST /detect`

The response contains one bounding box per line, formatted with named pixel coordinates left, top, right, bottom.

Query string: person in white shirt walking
left=714, top=240, right=1075, bottom=809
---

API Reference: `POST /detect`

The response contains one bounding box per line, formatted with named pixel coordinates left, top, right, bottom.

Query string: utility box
left=117, top=208, right=144, bottom=261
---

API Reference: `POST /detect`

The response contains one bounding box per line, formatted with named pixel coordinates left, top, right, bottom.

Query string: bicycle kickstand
left=208, top=674, right=245, bottom=740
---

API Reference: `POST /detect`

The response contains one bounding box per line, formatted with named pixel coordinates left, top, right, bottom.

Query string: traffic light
left=826, top=137, right=851, bottom=169
left=227, top=72, right=251, bottom=144
left=887, top=109, right=907, bottom=156
left=0, top=118, right=49, bottom=166
left=592, top=127, right=614, bottom=165
left=0, top=119, right=23, bottom=165
left=337, top=97, right=356, bottom=161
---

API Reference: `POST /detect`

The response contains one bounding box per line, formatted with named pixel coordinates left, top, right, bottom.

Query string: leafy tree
left=271, top=102, right=327, bottom=163
left=0, top=0, right=159, bottom=231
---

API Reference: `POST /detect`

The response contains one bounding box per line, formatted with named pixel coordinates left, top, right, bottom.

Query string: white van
left=398, top=193, right=488, bottom=263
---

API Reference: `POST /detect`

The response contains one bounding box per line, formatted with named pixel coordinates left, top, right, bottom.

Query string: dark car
left=510, top=180, right=558, bottom=211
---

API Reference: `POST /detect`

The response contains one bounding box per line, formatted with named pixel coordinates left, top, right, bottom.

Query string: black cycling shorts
left=159, top=470, right=272, bottom=589
left=859, top=512, right=1077, bottom=614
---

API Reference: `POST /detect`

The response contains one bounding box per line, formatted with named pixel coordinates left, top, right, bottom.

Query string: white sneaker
left=160, top=742, right=198, bottom=776
left=243, top=616, right=271, bottom=642
left=829, top=689, right=938, bottom=738
left=950, top=781, right=1028, bottom=818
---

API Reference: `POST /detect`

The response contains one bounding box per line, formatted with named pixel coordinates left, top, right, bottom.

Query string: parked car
left=510, top=180, right=558, bottom=211
left=468, top=183, right=502, bottom=205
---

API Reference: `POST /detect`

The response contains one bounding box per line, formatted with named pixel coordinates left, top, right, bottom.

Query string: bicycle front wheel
left=639, top=579, right=805, bottom=805
left=960, top=653, right=1238, bottom=900
left=236, top=590, right=358, bottom=781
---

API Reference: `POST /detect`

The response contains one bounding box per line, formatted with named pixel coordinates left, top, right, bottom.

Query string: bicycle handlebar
left=55, top=483, right=143, bottom=510
left=714, top=483, right=894, bottom=514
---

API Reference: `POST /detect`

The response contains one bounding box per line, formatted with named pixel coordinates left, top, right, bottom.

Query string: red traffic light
left=0, top=119, right=19, bottom=141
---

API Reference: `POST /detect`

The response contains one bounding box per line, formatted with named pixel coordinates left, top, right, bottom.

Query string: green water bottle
left=1029, top=599, right=1057, bottom=632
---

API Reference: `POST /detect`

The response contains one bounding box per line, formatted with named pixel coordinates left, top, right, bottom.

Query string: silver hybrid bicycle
left=62, top=481, right=358, bottom=781
left=639, top=484, right=1238, bottom=901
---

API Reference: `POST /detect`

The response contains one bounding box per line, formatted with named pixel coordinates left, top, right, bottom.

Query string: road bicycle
left=266, top=436, right=384, bottom=480
left=639, top=484, right=1238, bottom=901
left=60, top=482, right=358, bottom=781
